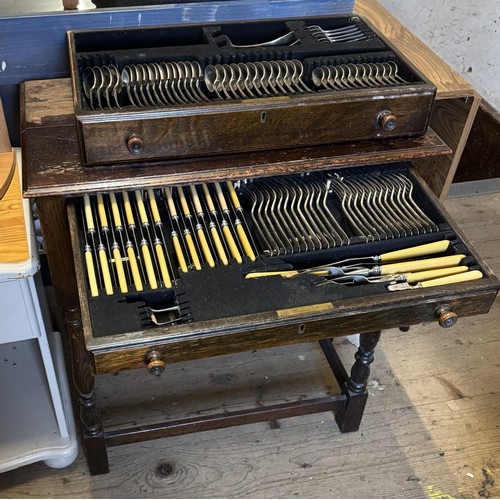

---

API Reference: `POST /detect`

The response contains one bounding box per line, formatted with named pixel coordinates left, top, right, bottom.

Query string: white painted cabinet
left=0, top=150, right=78, bottom=473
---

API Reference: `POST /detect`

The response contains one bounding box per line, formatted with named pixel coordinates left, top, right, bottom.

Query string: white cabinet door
left=0, top=279, right=37, bottom=343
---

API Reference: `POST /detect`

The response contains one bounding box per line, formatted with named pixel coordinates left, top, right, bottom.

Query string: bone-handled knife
left=387, top=270, right=483, bottom=291
left=332, top=240, right=451, bottom=267
left=378, top=240, right=450, bottom=263
left=373, top=254, right=466, bottom=276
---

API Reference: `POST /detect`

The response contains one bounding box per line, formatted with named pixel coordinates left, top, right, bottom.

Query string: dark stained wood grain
left=335, top=330, right=381, bottom=432
left=22, top=127, right=450, bottom=200
left=105, top=395, right=346, bottom=447
left=414, top=97, right=472, bottom=194
left=64, top=12, right=437, bottom=165
left=429, top=99, right=473, bottom=153
left=21, top=79, right=451, bottom=198
left=89, top=291, right=497, bottom=374
left=36, top=194, right=109, bottom=475
left=23, top=79, right=75, bottom=128
left=36, top=196, right=79, bottom=308
left=351, top=1, right=481, bottom=199
left=0, top=0, right=353, bottom=147
left=414, top=95, right=480, bottom=199
left=25, top=126, right=450, bottom=198
left=14, top=4, right=497, bottom=478
left=27, top=125, right=450, bottom=197
left=455, top=100, right=500, bottom=182
left=79, top=90, right=435, bottom=165
left=66, top=307, right=109, bottom=475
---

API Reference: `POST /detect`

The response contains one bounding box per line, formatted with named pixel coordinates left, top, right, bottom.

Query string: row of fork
left=226, top=24, right=369, bottom=48
left=306, top=24, right=371, bottom=43
left=237, top=172, right=439, bottom=256
left=239, top=176, right=349, bottom=256
left=329, top=172, right=439, bottom=242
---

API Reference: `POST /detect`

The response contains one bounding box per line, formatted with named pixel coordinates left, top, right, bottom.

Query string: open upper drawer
left=66, top=163, right=499, bottom=374
left=67, top=15, right=436, bottom=165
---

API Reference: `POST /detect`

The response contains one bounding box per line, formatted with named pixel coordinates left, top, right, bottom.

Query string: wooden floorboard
left=0, top=193, right=499, bottom=499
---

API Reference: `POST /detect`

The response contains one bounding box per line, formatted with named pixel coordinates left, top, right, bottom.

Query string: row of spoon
left=82, top=59, right=409, bottom=110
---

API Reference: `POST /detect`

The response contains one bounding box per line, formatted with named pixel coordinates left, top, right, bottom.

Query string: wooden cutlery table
left=21, top=9, right=499, bottom=476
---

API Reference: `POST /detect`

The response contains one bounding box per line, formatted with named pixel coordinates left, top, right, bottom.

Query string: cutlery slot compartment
left=68, top=15, right=435, bottom=165
left=218, top=20, right=299, bottom=48
left=68, top=163, right=498, bottom=345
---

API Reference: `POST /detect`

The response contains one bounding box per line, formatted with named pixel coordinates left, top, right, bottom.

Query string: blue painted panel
left=0, top=0, right=354, bottom=144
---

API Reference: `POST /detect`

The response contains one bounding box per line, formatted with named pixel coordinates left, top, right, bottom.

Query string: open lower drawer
left=67, top=163, right=499, bottom=374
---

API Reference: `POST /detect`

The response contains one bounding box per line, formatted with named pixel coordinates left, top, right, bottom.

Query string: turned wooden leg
left=37, top=197, right=109, bottom=474
left=336, top=331, right=381, bottom=433
left=66, top=307, right=109, bottom=475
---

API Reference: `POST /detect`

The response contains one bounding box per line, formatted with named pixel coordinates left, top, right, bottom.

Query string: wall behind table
left=379, top=1, right=500, bottom=183
left=379, top=0, right=500, bottom=111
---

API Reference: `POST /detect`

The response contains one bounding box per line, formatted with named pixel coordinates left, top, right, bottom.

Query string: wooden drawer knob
left=434, top=304, right=458, bottom=328
left=146, top=350, right=166, bottom=376
left=127, top=134, right=145, bottom=155
left=378, top=110, right=397, bottom=132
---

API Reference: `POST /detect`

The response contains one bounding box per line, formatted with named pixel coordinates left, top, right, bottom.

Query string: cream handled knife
left=376, top=254, right=466, bottom=276
left=327, top=240, right=451, bottom=268
left=400, top=266, right=468, bottom=285
left=378, top=240, right=450, bottom=263
left=387, top=270, right=483, bottom=291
